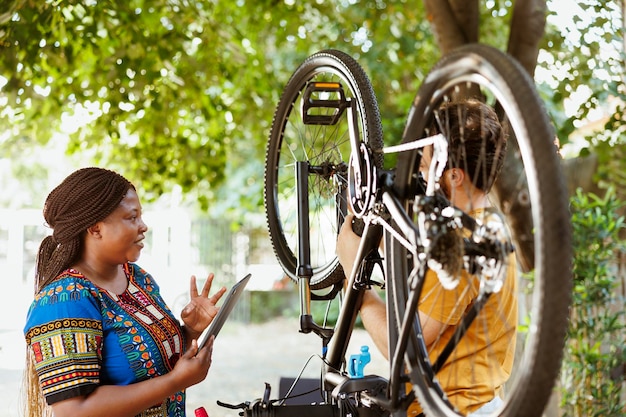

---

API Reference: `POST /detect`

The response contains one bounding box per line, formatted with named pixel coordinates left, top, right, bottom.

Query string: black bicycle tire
left=390, top=44, right=572, bottom=416
left=264, top=49, right=384, bottom=289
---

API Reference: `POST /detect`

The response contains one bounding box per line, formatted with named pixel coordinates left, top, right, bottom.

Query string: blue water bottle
left=348, top=345, right=371, bottom=378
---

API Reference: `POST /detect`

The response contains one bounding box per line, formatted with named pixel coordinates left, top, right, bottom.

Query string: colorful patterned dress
left=24, top=263, right=186, bottom=417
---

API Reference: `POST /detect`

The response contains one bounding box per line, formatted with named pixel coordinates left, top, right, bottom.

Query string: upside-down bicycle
left=219, top=44, right=572, bottom=417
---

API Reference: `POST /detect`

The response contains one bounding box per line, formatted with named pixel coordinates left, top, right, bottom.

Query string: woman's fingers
left=194, top=336, right=214, bottom=366
left=184, top=338, right=199, bottom=357
left=200, top=273, right=215, bottom=297
left=210, top=286, right=227, bottom=305
left=189, top=275, right=199, bottom=298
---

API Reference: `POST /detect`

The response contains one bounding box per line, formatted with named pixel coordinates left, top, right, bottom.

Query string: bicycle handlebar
left=238, top=400, right=385, bottom=417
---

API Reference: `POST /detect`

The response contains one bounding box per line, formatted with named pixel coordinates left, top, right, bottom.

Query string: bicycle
left=220, top=45, right=572, bottom=417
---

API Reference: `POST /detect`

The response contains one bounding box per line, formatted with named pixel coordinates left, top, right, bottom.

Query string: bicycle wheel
left=389, top=44, right=572, bottom=416
left=265, top=49, right=383, bottom=289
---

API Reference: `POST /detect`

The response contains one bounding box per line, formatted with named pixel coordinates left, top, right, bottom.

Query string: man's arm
left=360, top=288, right=447, bottom=360
left=338, top=215, right=447, bottom=359
left=359, top=289, right=390, bottom=359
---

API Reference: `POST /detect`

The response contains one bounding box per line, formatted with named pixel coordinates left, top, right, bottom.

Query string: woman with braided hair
left=23, top=167, right=227, bottom=417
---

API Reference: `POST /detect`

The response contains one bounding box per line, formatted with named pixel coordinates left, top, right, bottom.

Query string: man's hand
left=337, top=214, right=362, bottom=278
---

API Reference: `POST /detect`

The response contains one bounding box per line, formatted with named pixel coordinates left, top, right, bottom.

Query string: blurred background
left=2, top=0, right=625, bottom=415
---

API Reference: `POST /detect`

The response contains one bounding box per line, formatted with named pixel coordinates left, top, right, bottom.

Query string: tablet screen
left=197, top=273, right=251, bottom=349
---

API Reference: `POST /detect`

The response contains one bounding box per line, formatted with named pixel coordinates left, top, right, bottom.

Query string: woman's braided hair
left=35, top=167, right=134, bottom=292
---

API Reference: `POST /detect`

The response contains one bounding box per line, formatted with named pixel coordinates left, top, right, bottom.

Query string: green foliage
left=247, top=283, right=366, bottom=329
left=249, top=290, right=298, bottom=323
left=4, top=0, right=624, bottom=217
left=1, top=0, right=279, bottom=208
left=0, top=0, right=523, bottom=214
left=539, top=0, right=626, bottom=149
left=0, top=0, right=432, bottom=211
left=560, top=188, right=626, bottom=416
left=588, top=123, right=626, bottom=210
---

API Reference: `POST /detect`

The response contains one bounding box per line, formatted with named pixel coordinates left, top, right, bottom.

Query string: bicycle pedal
left=302, top=81, right=349, bottom=125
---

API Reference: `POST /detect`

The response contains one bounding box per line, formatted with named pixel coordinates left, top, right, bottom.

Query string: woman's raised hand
left=181, top=273, right=227, bottom=335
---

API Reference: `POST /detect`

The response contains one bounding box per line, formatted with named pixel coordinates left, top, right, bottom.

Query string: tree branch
left=507, top=0, right=547, bottom=76
left=0, top=0, right=26, bottom=26
left=423, top=0, right=479, bottom=54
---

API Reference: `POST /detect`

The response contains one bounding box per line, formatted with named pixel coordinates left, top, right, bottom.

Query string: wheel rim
left=265, top=53, right=382, bottom=289
left=392, top=46, right=571, bottom=417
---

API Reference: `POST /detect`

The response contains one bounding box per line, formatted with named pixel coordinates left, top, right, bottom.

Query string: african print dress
left=24, top=263, right=186, bottom=417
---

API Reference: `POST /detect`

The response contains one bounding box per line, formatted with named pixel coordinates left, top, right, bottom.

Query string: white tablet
left=197, top=273, right=252, bottom=349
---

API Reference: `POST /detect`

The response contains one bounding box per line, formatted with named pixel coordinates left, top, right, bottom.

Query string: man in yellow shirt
left=337, top=99, right=518, bottom=416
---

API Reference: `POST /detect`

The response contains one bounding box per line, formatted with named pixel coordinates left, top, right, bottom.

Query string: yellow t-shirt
left=408, top=209, right=518, bottom=415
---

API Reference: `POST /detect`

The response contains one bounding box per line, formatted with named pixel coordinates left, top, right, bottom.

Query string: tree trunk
left=504, top=0, right=548, bottom=271
left=561, top=154, right=600, bottom=196
left=423, top=0, right=548, bottom=272
left=423, top=0, right=479, bottom=54
left=507, top=0, right=547, bottom=76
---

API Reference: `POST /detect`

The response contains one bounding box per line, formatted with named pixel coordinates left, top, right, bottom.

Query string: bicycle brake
left=351, top=217, right=365, bottom=236
left=217, top=383, right=273, bottom=417
left=216, top=399, right=249, bottom=416
left=354, top=256, right=385, bottom=290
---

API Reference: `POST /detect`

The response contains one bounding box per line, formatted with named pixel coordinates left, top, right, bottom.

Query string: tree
left=424, top=0, right=546, bottom=76
left=2, top=0, right=624, bottom=212
left=420, top=0, right=549, bottom=271
left=2, top=0, right=284, bottom=209
left=0, top=1, right=500, bottom=211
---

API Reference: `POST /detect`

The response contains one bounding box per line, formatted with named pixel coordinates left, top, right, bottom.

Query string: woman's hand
left=49, top=337, right=217, bottom=417
left=169, top=337, right=215, bottom=390
left=181, top=273, right=227, bottom=336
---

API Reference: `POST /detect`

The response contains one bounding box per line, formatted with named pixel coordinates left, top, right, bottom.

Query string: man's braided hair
left=429, top=98, right=507, bottom=194
left=35, top=167, right=134, bottom=291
